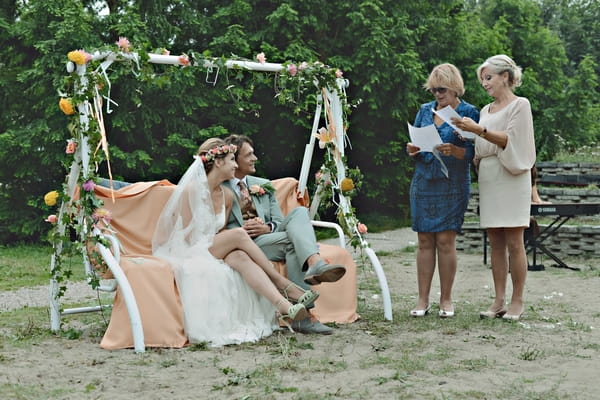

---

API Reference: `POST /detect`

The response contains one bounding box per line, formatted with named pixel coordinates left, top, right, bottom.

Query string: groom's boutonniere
left=249, top=182, right=275, bottom=196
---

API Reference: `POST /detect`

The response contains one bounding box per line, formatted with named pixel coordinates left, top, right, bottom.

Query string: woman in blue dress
left=406, top=63, right=480, bottom=318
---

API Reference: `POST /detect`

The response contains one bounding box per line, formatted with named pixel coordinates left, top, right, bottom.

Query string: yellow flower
left=340, top=178, right=355, bottom=192
left=44, top=191, right=59, bottom=206
left=59, top=98, right=75, bottom=115
left=67, top=50, right=86, bottom=65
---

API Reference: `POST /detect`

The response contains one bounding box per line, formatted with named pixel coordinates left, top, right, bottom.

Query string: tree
left=1, top=0, right=598, bottom=243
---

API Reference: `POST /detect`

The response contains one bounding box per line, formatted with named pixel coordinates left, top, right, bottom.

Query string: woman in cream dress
left=453, top=55, right=536, bottom=321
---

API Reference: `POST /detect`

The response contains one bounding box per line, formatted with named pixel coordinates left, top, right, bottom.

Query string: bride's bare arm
left=223, top=186, right=234, bottom=225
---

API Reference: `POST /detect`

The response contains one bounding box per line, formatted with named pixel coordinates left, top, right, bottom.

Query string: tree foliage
left=0, top=0, right=599, bottom=243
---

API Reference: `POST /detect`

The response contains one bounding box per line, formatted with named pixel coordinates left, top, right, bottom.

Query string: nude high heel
left=279, top=282, right=320, bottom=307
left=276, top=301, right=308, bottom=332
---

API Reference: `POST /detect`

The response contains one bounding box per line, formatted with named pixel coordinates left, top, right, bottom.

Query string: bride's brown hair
left=197, top=138, right=237, bottom=173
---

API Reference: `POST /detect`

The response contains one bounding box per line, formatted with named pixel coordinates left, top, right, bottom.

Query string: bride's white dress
left=175, top=206, right=277, bottom=346
left=153, top=158, right=277, bottom=347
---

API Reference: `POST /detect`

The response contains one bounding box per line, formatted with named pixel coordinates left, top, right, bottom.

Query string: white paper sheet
left=407, top=123, right=443, bottom=152
left=432, top=105, right=477, bottom=140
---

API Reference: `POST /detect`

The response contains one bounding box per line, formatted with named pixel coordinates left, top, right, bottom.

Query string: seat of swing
left=92, top=177, right=359, bottom=350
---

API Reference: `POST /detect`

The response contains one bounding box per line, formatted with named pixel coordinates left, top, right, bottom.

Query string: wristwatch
left=480, top=127, right=487, bottom=138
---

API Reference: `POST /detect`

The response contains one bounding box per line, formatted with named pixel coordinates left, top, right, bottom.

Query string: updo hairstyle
left=477, top=54, right=523, bottom=89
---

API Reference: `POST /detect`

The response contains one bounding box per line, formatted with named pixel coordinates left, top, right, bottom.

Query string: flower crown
left=198, top=144, right=237, bottom=163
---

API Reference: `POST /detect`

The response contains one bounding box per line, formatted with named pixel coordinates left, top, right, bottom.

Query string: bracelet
left=480, top=127, right=487, bottom=138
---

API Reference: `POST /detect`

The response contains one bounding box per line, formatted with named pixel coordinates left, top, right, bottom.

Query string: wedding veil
left=152, top=157, right=219, bottom=263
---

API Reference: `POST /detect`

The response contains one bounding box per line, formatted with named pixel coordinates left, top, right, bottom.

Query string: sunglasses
left=429, top=87, right=448, bottom=94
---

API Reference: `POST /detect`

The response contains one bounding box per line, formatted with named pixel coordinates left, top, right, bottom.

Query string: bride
left=152, top=138, right=318, bottom=346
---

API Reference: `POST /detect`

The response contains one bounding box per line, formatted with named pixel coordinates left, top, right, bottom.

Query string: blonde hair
left=477, top=54, right=523, bottom=89
left=423, top=63, right=465, bottom=97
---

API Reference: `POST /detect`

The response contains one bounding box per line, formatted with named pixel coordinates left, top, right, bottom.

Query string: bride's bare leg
left=223, top=249, right=294, bottom=315
left=211, top=228, right=301, bottom=294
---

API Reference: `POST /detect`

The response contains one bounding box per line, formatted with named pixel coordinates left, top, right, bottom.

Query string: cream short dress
left=476, top=97, right=536, bottom=228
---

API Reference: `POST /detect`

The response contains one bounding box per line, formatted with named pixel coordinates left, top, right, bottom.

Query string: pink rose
left=287, top=63, right=297, bottom=76
left=115, top=37, right=130, bottom=52
left=82, top=180, right=95, bottom=192
left=82, top=50, right=92, bottom=63
left=65, top=139, right=77, bottom=154
left=178, top=55, right=190, bottom=66
left=335, top=69, right=343, bottom=78
left=45, top=214, right=58, bottom=224
left=249, top=184, right=261, bottom=194
left=357, top=223, right=368, bottom=234
left=256, top=52, right=266, bottom=64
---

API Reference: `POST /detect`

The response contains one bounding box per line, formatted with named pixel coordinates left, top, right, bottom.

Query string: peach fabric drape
left=95, top=181, right=187, bottom=349
left=95, top=177, right=358, bottom=349
left=271, top=178, right=359, bottom=323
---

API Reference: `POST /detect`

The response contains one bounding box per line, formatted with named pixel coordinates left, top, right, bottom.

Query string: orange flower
left=65, top=139, right=77, bottom=154
left=340, top=178, right=355, bottom=192
left=45, top=214, right=58, bottom=224
left=315, top=127, right=335, bottom=149
left=59, top=98, right=75, bottom=115
left=179, top=55, right=190, bottom=66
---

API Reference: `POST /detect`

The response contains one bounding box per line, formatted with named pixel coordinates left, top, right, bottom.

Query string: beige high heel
left=279, top=282, right=319, bottom=307
left=276, top=301, right=308, bottom=332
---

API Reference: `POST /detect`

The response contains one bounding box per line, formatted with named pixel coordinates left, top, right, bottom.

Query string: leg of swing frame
left=364, top=247, right=393, bottom=321
left=96, top=243, right=146, bottom=353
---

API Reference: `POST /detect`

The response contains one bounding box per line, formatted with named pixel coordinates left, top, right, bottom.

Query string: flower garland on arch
left=255, top=54, right=369, bottom=249
left=310, top=88, right=368, bottom=249
left=49, top=39, right=158, bottom=298
left=48, top=44, right=368, bottom=300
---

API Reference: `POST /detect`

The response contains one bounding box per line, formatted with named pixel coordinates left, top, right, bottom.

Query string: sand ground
left=1, top=228, right=598, bottom=399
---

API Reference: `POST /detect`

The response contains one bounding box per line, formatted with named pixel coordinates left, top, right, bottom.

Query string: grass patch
left=0, top=299, right=110, bottom=347
left=0, top=244, right=86, bottom=291
left=553, top=143, right=600, bottom=163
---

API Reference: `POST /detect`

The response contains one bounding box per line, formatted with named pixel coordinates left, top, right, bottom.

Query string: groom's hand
left=242, top=217, right=271, bottom=238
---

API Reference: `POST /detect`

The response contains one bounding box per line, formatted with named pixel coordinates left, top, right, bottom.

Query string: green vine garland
left=48, top=43, right=367, bottom=300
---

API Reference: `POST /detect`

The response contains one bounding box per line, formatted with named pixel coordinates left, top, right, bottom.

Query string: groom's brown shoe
left=304, top=260, right=346, bottom=285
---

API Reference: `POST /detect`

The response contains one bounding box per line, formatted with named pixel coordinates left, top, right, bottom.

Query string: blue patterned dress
left=409, top=100, right=480, bottom=233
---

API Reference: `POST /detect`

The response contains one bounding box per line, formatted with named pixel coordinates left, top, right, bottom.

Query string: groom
left=223, top=134, right=347, bottom=335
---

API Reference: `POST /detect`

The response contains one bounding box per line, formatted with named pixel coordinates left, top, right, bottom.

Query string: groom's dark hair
left=224, top=134, right=254, bottom=161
